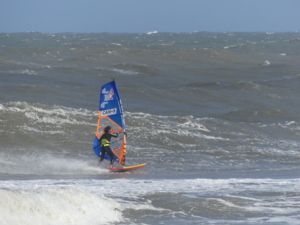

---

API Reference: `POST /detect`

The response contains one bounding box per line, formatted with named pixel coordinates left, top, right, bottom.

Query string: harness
left=101, top=138, right=110, bottom=147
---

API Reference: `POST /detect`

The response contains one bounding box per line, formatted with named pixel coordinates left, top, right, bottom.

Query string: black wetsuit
left=99, top=133, right=118, bottom=164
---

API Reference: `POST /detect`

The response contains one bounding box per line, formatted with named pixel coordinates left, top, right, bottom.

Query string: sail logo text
left=101, top=108, right=117, bottom=116
left=103, top=88, right=114, bottom=101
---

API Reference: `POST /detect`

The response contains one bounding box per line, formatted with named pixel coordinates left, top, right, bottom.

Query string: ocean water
left=0, top=32, right=300, bottom=225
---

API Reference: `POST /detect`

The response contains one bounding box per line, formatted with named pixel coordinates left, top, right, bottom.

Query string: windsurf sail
left=93, top=81, right=126, bottom=165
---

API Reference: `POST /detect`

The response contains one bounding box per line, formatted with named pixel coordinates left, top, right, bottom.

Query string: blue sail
left=93, top=81, right=127, bottom=165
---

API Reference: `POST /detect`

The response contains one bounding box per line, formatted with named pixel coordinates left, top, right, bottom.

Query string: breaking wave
left=0, top=101, right=95, bottom=127
left=0, top=187, right=121, bottom=225
left=1, top=178, right=300, bottom=225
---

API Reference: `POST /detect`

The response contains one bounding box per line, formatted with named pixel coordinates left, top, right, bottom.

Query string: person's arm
left=110, top=131, right=127, bottom=138
left=117, top=131, right=127, bottom=136
left=110, top=133, right=119, bottom=138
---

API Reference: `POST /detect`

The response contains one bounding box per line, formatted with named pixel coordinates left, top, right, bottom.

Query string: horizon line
left=1, top=31, right=300, bottom=35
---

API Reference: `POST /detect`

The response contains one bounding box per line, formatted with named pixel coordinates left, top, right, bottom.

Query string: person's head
left=104, top=126, right=112, bottom=134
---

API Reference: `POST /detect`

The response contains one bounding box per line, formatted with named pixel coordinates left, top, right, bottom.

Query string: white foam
left=176, top=129, right=228, bottom=140
left=259, top=120, right=299, bottom=131
left=146, top=30, right=158, bottom=35
left=223, top=45, right=239, bottom=49
left=177, top=117, right=210, bottom=132
left=285, top=121, right=296, bottom=126
left=2, top=178, right=300, bottom=199
left=127, top=112, right=228, bottom=143
left=21, top=125, right=64, bottom=135
left=6, top=69, right=38, bottom=76
left=159, top=42, right=175, bottom=46
left=268, top=216, right=300, bottom=225
left=24, top=111, right=93, bottom=126
left=77, top=178, right=300, bottom=200
left=111, top=43, right=122, bottom=46
left=111, top=68, right=139, bottom=75
left=41, top=156, right=105, bottom=175
left=0, top=188, right=121, bottom=225
left=0, top=152, right=106, bottom=175
left=207, top=198, right=241, bottom=209
left=0, top=101, right=95, bottom=126
left=3, top=60, right=51, bottom=69
left=263, top=60, right=271, bottom=66
left=0, top=102, right=93, bottom=117
left=1, top=178, right=300, bottom=224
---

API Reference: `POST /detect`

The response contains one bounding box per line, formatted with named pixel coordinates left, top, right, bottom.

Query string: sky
left=1, top=0, right=300, bottom=33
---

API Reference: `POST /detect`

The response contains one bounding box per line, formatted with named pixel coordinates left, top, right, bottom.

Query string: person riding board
left=98, top=126, right=119, bottom=165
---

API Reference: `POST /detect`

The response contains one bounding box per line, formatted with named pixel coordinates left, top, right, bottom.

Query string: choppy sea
left=1, top=32, right=300, bottom=225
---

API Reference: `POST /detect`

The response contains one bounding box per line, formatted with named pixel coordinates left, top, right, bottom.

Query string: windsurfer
left=98, top=126, right=119, bottom=165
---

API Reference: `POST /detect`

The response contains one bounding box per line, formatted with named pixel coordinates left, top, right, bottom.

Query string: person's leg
left=100, top=147, right=106, bottom=161
left=107, top=147, right=115, bottom=165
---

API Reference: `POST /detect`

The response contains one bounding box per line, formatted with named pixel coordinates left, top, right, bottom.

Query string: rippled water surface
left=1, top=32, right=300, bottom=224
